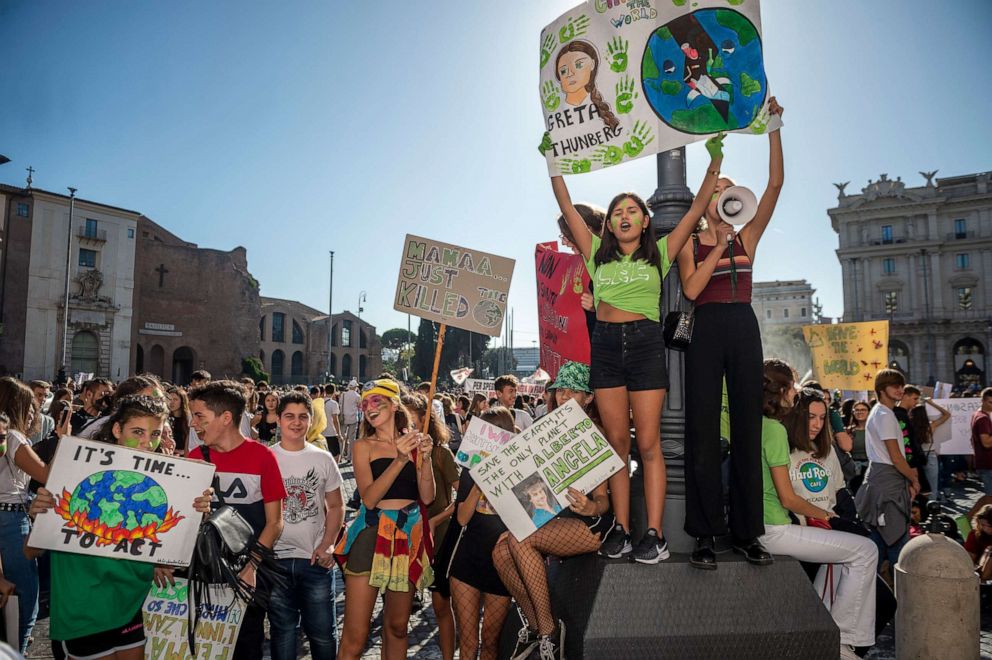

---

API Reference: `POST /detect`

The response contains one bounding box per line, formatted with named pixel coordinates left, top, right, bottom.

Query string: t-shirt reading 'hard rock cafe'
left=788, top=447, right=844, bottom=524
left=270, top=443, right=343, bottom=560
left=189, top=439, right=287, bottom=537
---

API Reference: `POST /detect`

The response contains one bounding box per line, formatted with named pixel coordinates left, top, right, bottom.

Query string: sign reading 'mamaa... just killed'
left=394, top=234, right=515, bottom=337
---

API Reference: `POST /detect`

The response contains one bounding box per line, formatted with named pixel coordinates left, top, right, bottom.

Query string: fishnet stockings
left=492, top=518, right=600, bottom=636
left=450, top=577, right=512, bottom=660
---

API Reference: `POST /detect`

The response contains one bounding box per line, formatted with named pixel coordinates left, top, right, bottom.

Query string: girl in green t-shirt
left=545, top=133, right=725, bottom=564
left=28, top=395, right=213, bottom=660
left=758, top=360, right=878, bottom=654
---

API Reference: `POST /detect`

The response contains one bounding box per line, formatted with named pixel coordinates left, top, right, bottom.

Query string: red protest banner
left=535, top=243, right=591, bottom=380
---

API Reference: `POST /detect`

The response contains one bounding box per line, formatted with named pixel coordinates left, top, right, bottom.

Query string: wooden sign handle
left=421, top=323, right=446, bottom=470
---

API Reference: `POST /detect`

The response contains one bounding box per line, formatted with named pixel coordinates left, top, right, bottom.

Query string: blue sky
left=2, top=0, right=989, bottom=351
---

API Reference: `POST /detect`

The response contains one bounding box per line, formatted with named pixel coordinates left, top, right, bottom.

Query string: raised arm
left=677, top=234, right=729, bottom=300
left=666, top=134, right=725, bottom=257
left=925, top=398, right=951, bottom=430
left=550, top=176, right=593, bottom=261
left=739, top=97, right=784, bottom=257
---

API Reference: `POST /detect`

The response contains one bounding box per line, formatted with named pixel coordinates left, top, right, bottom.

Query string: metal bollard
left=894, top=502, right=980, bottom=659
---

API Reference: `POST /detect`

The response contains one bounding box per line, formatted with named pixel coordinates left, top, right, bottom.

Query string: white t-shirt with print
left=0, top=430, right=30, bottom=505
left=865, top=404, right=901, bottom=466
left=788, top=446, right=844, bottom=520
left=271, top=442, right=343, bottom=560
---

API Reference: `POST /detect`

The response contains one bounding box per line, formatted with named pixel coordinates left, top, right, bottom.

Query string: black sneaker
left=535, top=634, right=562, bottom=660
left=632, top=528, right=670, bottom=564
left=512, top=626, right=540, bottom=660
left=598, top=524, right=632, bottom=559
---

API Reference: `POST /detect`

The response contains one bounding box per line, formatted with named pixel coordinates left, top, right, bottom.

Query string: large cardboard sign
left=470, top=399, right=623, bottom=540
left=802, top=321, right=889, bottom=391
left=454, top=416, right=516, bottom=469
left=539, top=0, right=781, bottom=176
left=535, top=244, right=591, bottom=380
left=29, top=436, right=215, bottom=566
left=143, top=578, right=245, bottom=660
left=394, top=234, right=515, bottom=337
left=930, top=398, right=983, bottom=456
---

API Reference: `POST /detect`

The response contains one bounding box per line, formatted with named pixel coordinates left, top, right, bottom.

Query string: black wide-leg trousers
left=684, top=303, right=765, bottom=540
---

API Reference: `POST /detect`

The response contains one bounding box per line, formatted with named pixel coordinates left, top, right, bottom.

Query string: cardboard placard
left=802, top=321, right=889, bottom=391
left=464, top=378, right=545, bottom=399
left=143, top=578, right=245, bottom=659
left=454, top=416, right=516, bottom=469
left=29, top=436, right=215, bottom=566
left=393, top=234, right=515, bottom=337
left=930, top=398, right=983, bottom=456
left=535, top=244, right=591, bottom=380
left=539, top=0, right=781, bottom=176
left=470, top=399, right=623, bottom=540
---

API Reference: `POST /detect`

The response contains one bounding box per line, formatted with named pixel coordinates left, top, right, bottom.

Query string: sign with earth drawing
left=28, top=436, right=216, bottom=566
left=539, top=0, right=782, bottom=175
left=394, top=234, right=515, bottom=337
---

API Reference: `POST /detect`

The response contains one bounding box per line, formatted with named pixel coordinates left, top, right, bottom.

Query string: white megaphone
left=717, top=186, right=758, bottom=226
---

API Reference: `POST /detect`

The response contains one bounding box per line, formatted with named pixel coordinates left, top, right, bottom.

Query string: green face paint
left=123, top=437, right=141, bottom=449
left=150, top=437, right=161, bottom=451
left=711, top=192, right=720, bottom=201
left=611, top=216, right=643, bottom=230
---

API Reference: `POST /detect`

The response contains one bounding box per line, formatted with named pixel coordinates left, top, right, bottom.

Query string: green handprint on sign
left=750, top=104, right=771, bottom=134
left=591, top=145, right=624, bottom=167
left=607, top=36, right=628, bottom=73
left=540, top=32, right=557, bottom=69
left=615, top=75, right=638, bottom=114
left=622, top=121, right=655, bottom=158
left=538, top=132, right=554, bottom=156
left=559, top=15, right=590, bottom=44
left=542, top=80, right=561, bottom=111
left=559, top=158, right=592, bottom=174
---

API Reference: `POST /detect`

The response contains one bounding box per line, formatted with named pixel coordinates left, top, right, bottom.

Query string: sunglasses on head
left=797, top=387, right=826, bottom=403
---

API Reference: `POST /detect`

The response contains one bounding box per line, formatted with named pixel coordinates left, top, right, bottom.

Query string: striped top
left=694, top=235, right=753, bottom=305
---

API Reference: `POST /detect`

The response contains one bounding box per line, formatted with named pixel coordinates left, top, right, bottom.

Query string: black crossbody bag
left=663, top=234, right=697, bottom=351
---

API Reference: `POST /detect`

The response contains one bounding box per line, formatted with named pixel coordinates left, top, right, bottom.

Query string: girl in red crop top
left=675, top=97, right=785, bottom=570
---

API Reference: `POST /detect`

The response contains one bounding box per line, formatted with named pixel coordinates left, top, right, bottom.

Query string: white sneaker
left=839, top=644, right=859, bottom=660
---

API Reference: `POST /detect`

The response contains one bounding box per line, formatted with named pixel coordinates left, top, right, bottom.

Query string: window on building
left=259, top=317, right=265, bottom=341
left=954, top=218, right=967, bottom=239
left=272, top=312, right=285, bottom=343
left=331, top=324, right=337, bottom=347
left=78, top=248, right=97, bottom=268
left=342, top=320, right=352, bottom=347
left=883, top=257, right=896, bottom=275
left=84, top=218, right=98, bottom=238
left=881, top=225, right=893, bottom=243
left=766, top=309, right=772, bottom=319
left=955, top=253, right=970, bottom=269
left=127, top=228, right=135, bottom=238
left=16, top=203, right=28, bottom=217
left=801, top=307, right=807, bottom=317
left=959, top=287, right=973, bottom=310
left=783, top=308, right=789, bottom=318
left=292, top=320, right=304, bottom=344
left=884, top=291, right=898, bottom=314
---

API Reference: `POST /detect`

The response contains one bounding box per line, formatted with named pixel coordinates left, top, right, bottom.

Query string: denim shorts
left=590, top=319, right=669, bottom=391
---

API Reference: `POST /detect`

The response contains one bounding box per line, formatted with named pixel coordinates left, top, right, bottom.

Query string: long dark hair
left=763, top=359, right=795, bottom=420
left=401, top=392, right=450, bottom=447
left=359, top=398, right=414, bottom=440
left=0, top=377, right=35, bottom=433
left=908, top=404, right=933, bottom=450
left=555, top=40, right=618, bottom=130
left=783, top=389, right=832, bottom=459
left=594, top=192, right=660, bottom=268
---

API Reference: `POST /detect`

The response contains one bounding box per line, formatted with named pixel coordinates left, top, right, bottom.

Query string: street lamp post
left=59, top=187, right=77, bottom=382
left=645, top=147, right=695, bottom=552
left=327, top=251, right=334, bottom=380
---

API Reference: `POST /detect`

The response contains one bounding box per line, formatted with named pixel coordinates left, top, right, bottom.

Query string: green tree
left=382, top=327, right=416, bottom=350
left=412, top=320, right=490, bottom=384
left=241, top=356, right=269, bottom=384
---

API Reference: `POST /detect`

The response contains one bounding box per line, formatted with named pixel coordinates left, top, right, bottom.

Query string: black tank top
left=370, top=457, right=419, bottom=501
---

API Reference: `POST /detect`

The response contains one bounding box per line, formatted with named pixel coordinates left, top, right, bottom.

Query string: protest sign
left=539, top=0, right=781, bottom=176
left=393, top=234, right=515, bottom=337
left=470, top=399, right=624, bottom=541
left=29, top=436, right=215, bottom=566
left=143, top=578, right=245, bottom=660
left=464, top=378, right=545, bottom=399
left=535, top=244, right=591, bottom=380
left=455, top=416, right=516, bottom=469
left=802, top=321, right=889, bottom=391
left=930, top=398, right=982, bottom=456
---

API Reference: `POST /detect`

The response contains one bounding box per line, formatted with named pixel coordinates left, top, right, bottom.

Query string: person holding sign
left=27, top=395, right=213, bottom=660
left=676, top=98, right=784, bottom=569
left=493, top=362, right=614, bottom=660
left=335, top=379, right=435, bottom=660
left=546, top=132, right=726, bottom=564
